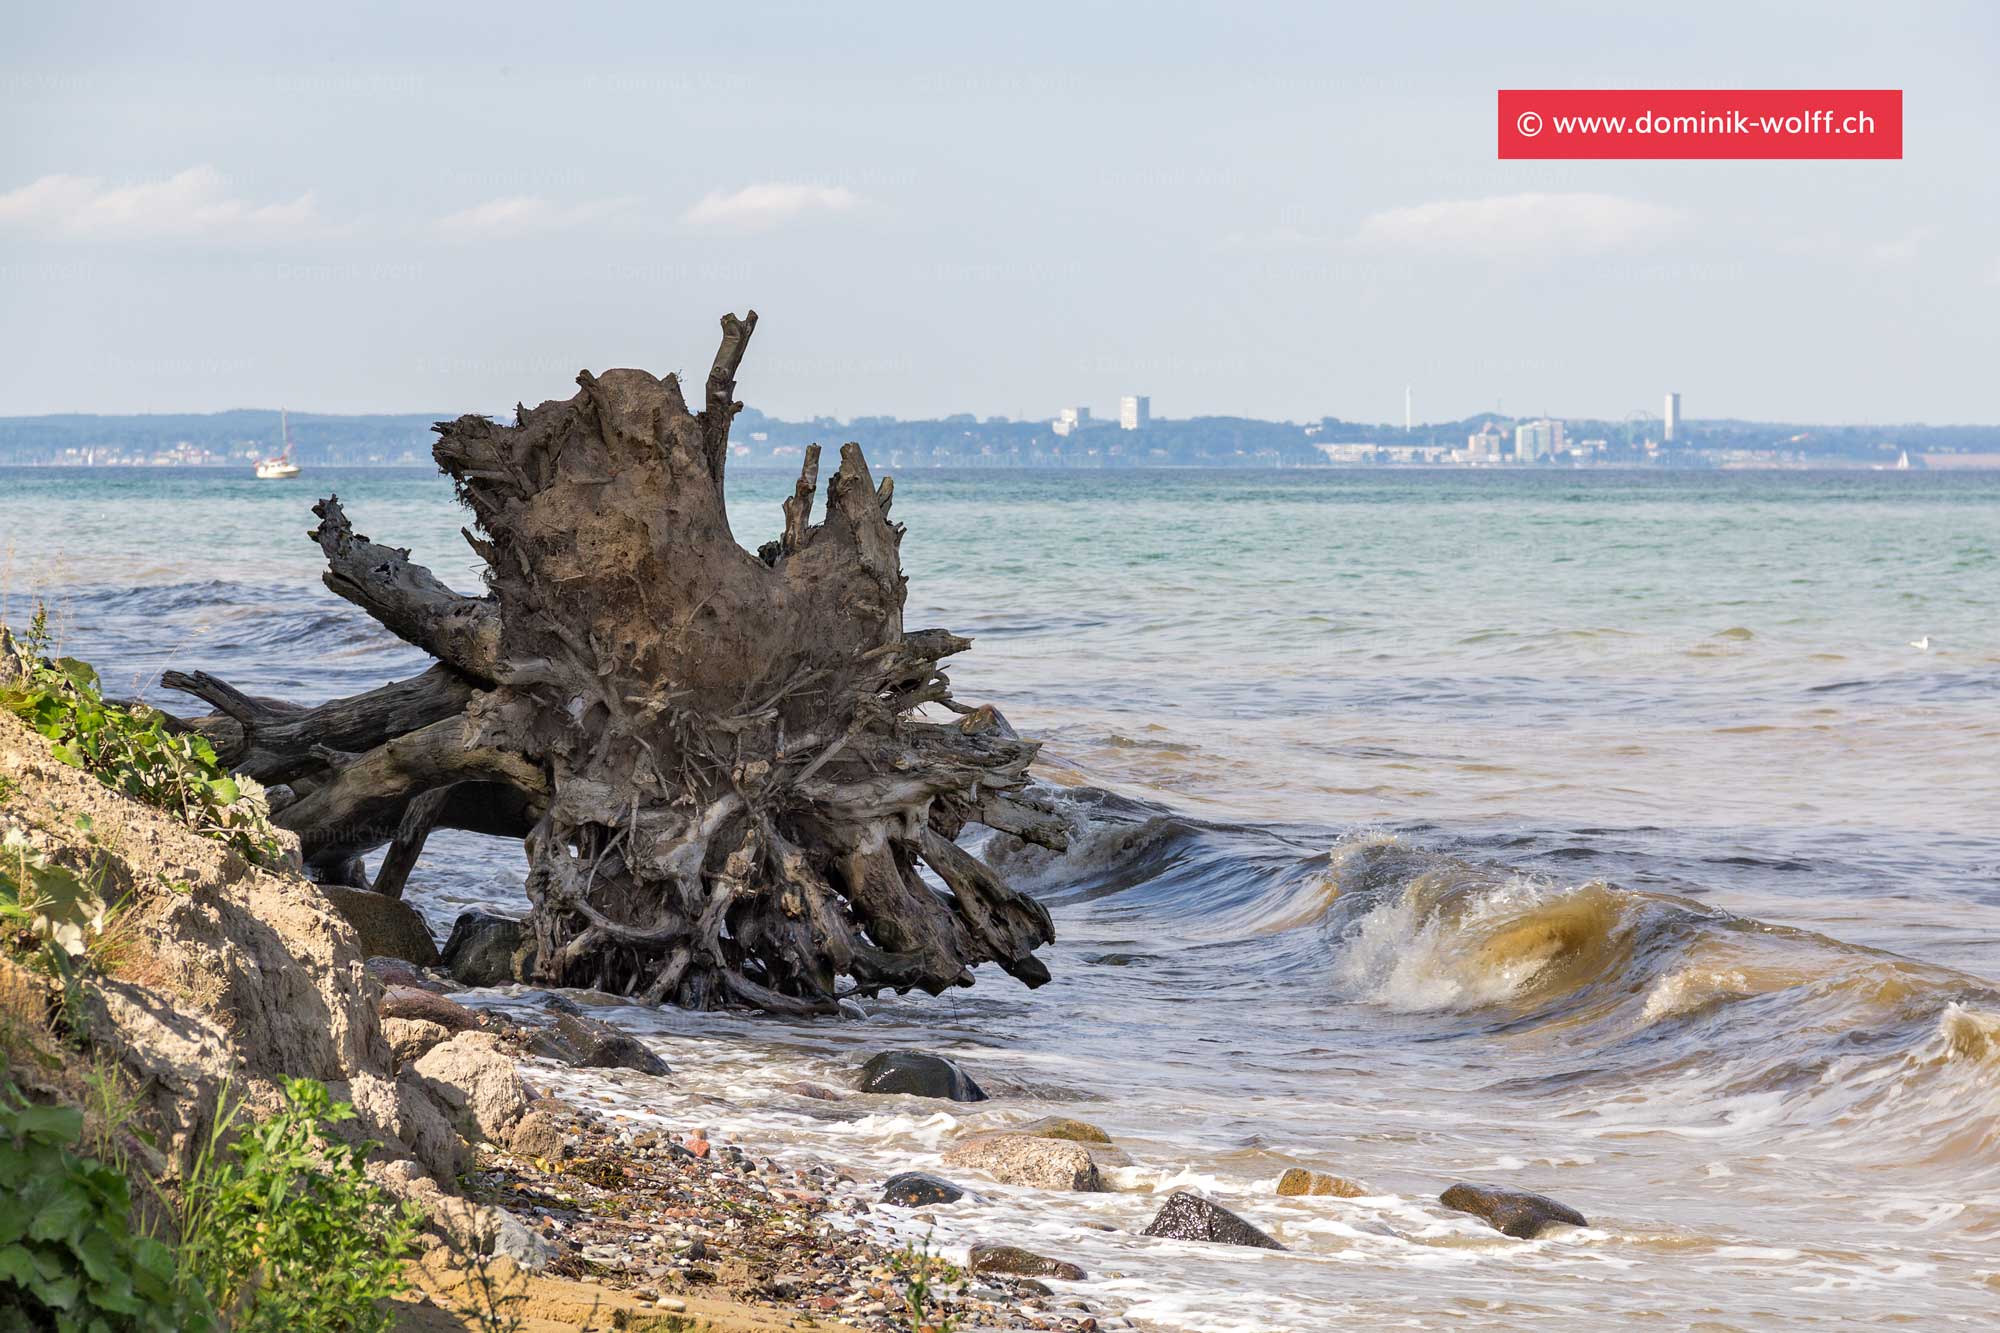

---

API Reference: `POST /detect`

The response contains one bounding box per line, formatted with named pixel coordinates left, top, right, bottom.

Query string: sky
left=1, top=1, right=1995, bottom=425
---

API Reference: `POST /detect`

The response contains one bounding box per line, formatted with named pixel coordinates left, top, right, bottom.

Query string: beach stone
left=506, top=1108, right=570, bottom=1160
left=785, top=1081, right=845, bottom=1101
left=484, top=1207, right=556, bottom=1273
left=381, top=1016, right=451, bottom=1065
left=857, top=1050, right=987, bottom=1100
left=1439, top=1183, right=1586, bottom=1238
left=1277, top=1167, right=1368, bottom=1199
left=440, top=910, right=526, bottom=987
left=1140, top=1192, right=1284, bottom=1250
left=526, top=1011, right=671, bottom=1075
left=414, top=1031, right=530, bottom=1142
left=321, top=886, right=439, bottom=965
left=379, top=985, right=482, bottom=1033
left=881, top=1171, right=965, bottom=1206
left=969, top=1244, right=1086, bottom=1282
left=1015, top=1116, right=1113, bottom=1145
left=943, top=1132, right=1103, bottom=1192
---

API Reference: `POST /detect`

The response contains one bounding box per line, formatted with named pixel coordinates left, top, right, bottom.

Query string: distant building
left=1119, top=395, right=1150, bottom=431
left=1052, top=406, right=1091, bottom=437
left=1664, top=391, right=1681, bottom=442
left=1513, top=419, right=1565, bottom=461
left=1467, top=423, right=1508, bottom=460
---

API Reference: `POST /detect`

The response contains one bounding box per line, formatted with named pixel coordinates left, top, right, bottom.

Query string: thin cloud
left=682, top=182, right=861, bottom=233
left=434, top=195, right=632, bottom=238
left=1351, top=191, right=1683, bottom=258
left=0, top=166, right=317, bottom=241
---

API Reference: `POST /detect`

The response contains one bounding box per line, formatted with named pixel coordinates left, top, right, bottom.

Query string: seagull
left=1909, top=635, right=1931, bottom=651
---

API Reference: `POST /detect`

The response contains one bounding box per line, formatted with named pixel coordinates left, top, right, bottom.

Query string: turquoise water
left=4, top=464, right=1998, bottom=1328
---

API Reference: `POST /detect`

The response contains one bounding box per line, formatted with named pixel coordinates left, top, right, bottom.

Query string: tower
left=1664, top=391, right=1681, bottom=443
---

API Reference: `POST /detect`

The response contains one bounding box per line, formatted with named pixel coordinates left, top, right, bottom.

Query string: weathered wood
left=160, top=663, right=475, bottom=784
left=370, top=785, right=453, bottom=899
left=182, top=311, right=1060, bottom=1011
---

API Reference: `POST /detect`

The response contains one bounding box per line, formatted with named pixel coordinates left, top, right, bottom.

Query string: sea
left=2, top=463, right=1997, bottom=1329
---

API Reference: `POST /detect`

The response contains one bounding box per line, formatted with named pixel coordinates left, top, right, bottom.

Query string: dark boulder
left=527, top=1011, right=670, bottom=1076
left=1438, top=1183, right=1586, bottom=1239
left=857, top=1050, right=987, bottom=1101
left=969, top=1244, right=1085, bottom=1282
left=440, top=910, right=527, bottom=987
left=322, top=886, right=439, bottom=966
left=881, top=1172, right=966, bottom=1207
left=1140, top=1192, right=1284, bottom=1250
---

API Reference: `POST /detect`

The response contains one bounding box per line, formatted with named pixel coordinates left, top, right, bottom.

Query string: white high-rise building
left=1664, top=391, right=1681, bottom=442
left=1512, top=418, right=1566, bottom=461
left=1052, top=406, right=1091, bottom=437
left=1119, top=395, right=1150, bottom=431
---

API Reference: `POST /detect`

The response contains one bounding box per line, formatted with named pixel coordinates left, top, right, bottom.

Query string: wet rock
left=943, top=1132, right=1103, bottom=1192
left=379, top=985, right=482, bottom=1033
left=1140, top=1192, right=1284, bottom=1250
left=1439, top=1183, right=1586, bottom=1239
left=881, top=1171, right=966, bottom=1206
left=321, top=886, right=439, bottom=966
left=381, top=1016, right=451, bottom=1065
left=440, top=910, right=526, bottom=987
left=785, top=1080, right=844, bottom=1101
left=969, top=1244, right=1086, bottom=1281
left=1277, top=1167, right=1368, bottom=1199
left=857, top=1049, right=987, bottom=1101
left=413, top=1031, right=530, bottom=1143
left=526, top=1011, right=671, bottom=1075
left=1016, top=1116, right=1113, bottom=1145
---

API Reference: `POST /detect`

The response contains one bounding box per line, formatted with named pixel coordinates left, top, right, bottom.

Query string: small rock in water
left=881, top=1171, right=966, bottom=1206
left=439, top=909, right=526, bottom=986
left=527, top=1011, right=671, bottom=1075
left=1014, top=1116, right=1114, bottom=1145
left=943, top=1132, right=1103, bottom=1192
left=1276, top=1167, right=1368, bottom=1198
left=784, top=1080, right=845, bottom=1101
left=1439, top=1183, right=1586, bottom=1238
left=857, top=1050, right=987, bottom=1101
left=1140, top=1192, right=1284, bottom=1250
left=969, top=1244, right=1086, bottom=1281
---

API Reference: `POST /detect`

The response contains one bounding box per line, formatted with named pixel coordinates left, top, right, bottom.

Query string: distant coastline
left=4, top=405, right=1999, bottom=470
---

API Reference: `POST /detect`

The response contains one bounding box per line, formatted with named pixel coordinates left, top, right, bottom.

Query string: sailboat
left=256, top=410, right=303, bottom=479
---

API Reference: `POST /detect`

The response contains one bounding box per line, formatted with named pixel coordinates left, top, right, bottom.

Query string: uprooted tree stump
left=161, top=312, right=1063, bottom=1012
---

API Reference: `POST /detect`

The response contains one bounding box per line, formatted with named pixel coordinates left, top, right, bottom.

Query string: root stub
left=167, top=312, right=1061, bottom=1011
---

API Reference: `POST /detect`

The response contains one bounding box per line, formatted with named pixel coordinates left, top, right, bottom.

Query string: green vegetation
left=887, top=1232, right=965, bottom=1333
left=0, top=1088, right=198, bottom=1332
left=1, top=609, right=279, bottom=867
left=176, top=1077, right=421, bottom=1332
left=0, top=1076, right=420, bottom=1333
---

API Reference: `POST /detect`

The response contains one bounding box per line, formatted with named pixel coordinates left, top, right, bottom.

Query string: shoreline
left=376, top=963, right=1134, bottom=1333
